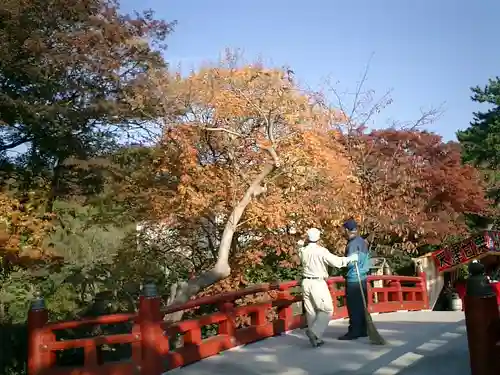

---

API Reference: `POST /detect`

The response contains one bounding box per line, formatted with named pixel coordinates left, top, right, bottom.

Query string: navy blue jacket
left=345, top=236, right=371, bottom=282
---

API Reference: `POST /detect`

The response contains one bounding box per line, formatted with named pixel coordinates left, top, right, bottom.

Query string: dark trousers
left=345, top=280, right=368, bottom=336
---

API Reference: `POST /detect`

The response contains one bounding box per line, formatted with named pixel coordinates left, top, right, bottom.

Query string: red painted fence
left=28, top=272, right=429, bottom=375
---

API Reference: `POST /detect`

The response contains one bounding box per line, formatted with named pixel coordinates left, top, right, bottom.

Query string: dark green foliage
left=0, top=0, right=173, bottom=210
left=457, top=77, right=500, bottom=226
left=0, top=1, right=174, bottom=373
left=457, top=77, right=500, bottom=169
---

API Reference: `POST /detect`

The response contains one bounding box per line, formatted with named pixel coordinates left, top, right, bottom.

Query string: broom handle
left=354, top=261, right=369, bottom=310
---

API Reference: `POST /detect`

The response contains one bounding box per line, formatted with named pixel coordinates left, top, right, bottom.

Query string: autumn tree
left=348, top=128, right=490, bottom=253
left=126, top=56, right=361, bottom=318
left=0, top=0, right=174, bottom=209
left=312, top=67, right=488, bottom=253
left=0, top=189, right=53, bottom=324
left=0, top=191, right=52, bottom=259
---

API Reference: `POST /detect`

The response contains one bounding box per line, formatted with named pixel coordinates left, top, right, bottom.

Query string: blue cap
left=343, top=219, right=357, bottom=231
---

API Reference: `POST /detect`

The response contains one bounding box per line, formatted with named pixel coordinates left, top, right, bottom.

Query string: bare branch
left=402, top=104, right=445, bottom=131
left=202, top=127, right=244, bottom=138
left=348, top=52, right=375, bottom=131
left=226, top=149, right=249, bottom=181
left=231, top=83, right=279, bottom=145
left=260, top=144, right=280, bottom=167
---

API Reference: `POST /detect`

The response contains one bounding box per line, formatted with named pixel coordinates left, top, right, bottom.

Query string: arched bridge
left=27, top=272, right=470, bottom=375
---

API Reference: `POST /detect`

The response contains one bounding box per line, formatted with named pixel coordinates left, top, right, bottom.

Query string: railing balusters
left=27, top=274, right=429, bottom=375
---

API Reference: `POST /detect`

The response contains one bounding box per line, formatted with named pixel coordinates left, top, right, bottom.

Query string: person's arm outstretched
left=322, top=248, right=358, bottom=269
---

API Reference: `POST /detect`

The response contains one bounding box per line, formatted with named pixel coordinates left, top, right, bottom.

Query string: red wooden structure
left=464, top=292, right=500, bottom=375
left=430, top=230, right=500, bottom=274
left=27, top=272, right=429, bottom=375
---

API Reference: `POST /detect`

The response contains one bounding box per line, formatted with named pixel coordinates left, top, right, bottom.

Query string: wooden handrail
left=27, top=272, right=429, bottom=375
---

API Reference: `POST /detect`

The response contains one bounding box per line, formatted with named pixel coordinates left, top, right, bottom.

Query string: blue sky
left=121, top=0, right=498, bottom=141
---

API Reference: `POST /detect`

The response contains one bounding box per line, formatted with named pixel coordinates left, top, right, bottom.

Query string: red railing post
left=27, top=292, right=53, bottom=375
left=218, top=302, right=236, bottom=344
left=465, top=263, right=498, bottom=375
left=329, top=280, right=339, bottom=318
left=395, top=280, right=404, bottom=309
left=366, top=280, right=373, bottom=313
left=138, top=282, right=164, bottom=375
left=465, top=292, right=498, bottom=375
left=276, top=289, right=293, bottom=332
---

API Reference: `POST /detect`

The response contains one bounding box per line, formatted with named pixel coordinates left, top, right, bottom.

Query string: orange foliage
left=0, top=191, right=53, bottom=260
left=134, top=60, right=361, bottom=294
left=348, top=129, right=490, bottom=250
left=127, top=57, right=489, bottom=297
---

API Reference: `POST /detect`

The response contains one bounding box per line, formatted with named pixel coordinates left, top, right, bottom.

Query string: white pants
left=301, top=279, right=334, bottom=339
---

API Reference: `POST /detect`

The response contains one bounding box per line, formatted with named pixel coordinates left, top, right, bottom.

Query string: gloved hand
left=297, top=240, right=305, bottom=247
left=348, top=253, right=359, bottom=263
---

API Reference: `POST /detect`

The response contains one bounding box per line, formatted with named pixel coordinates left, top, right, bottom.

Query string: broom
left=354, top=261, right=387, bottom=345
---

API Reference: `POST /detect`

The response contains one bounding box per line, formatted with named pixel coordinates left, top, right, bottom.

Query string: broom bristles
left=364, top=308, right=387, bottom=345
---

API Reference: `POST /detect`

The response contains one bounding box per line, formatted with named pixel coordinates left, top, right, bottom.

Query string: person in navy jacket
left=338, top=219, right=371, bottom=340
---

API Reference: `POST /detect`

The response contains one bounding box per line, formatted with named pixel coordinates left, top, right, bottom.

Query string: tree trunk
left=164, top=163, right=275, bottom=323
left=46, top=164, right=63, bottom=212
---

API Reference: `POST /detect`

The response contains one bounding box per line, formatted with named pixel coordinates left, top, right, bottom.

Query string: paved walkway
left=167, top=311, right=469, bottom=375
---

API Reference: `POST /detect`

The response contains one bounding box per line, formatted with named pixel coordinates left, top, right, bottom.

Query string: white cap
left=307, top=228, right=321, bottom=242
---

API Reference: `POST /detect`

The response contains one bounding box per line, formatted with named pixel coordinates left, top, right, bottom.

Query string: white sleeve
left=322, top=248, right=350, bottom=268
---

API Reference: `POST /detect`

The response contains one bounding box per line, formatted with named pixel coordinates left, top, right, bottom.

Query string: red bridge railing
left=28, top=272, right=429, bottom=375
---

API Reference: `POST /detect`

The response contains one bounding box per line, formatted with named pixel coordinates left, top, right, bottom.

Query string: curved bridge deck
left=170, top=311, right=469, bottom=375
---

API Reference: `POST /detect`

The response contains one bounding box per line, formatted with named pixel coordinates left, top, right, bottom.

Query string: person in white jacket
left=298, top=228, right=358, bottom=347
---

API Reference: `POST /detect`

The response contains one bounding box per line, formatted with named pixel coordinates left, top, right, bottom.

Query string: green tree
left=0, top=2, right=174, bottom=372
left=0, top=0, right=174, bottom=210
left=457, top=77, right=500, bottom=224
left=457, top=77, right=500, bottom=169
